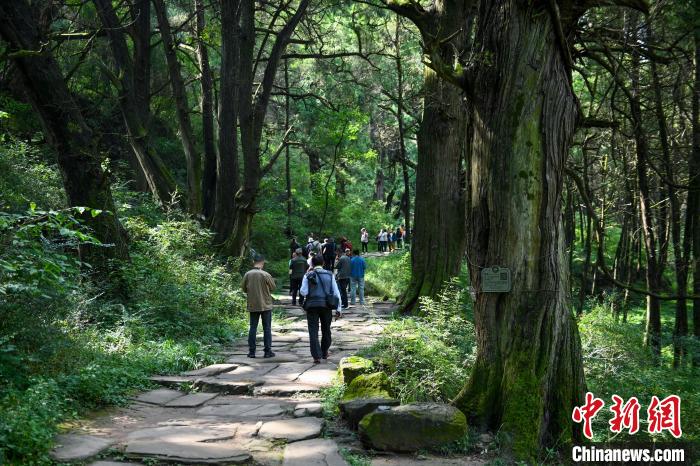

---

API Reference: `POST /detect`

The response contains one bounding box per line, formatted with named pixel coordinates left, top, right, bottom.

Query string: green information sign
left=481, top=266, right=511, bottom=293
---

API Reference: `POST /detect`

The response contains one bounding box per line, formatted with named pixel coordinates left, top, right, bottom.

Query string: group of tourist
left=242, top=232, right=368, bottom=365
left=367, top=225, right=406, bottom=253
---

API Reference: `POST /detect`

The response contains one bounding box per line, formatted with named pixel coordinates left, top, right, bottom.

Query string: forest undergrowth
left=0, top=144, right=251, bottom=463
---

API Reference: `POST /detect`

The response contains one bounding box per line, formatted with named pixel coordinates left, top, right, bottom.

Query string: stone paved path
left=50, top=292, right=398, bottom=465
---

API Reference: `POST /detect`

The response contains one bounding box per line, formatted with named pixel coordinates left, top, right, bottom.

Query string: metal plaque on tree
left=481, top=266, right=511, bottom=293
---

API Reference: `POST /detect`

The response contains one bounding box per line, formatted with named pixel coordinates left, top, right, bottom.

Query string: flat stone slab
left=133, top=388, right=184, bottom=405
left=148, top=375, right=194, bottom=387
left=269, top=334, right=303, bottom=343
left=218, top=363, right=279, bottom=380
left=198, top=403, right=286, bottom=418
left=227, top=354, right=300, bottom=364
left=296, top=367, right=337, bottom=386
left=194, top=378, right=258, bottom=394
left=294, top=402, right=323, bottom=417
left=258, top=417, right=323, bottom=441
left=181, top=363, right=237, bottom=377
left=51, top=434, right=114, bottom=462
left=126, top=424, right=237, bottom=442
left=283, top=438, right=346, bottom=466
left=262, top=362, right=315, bottom=382
left=255, top=383, right=320, bottom=396
left=164, top=392, right=219, bottom=407
left=126, top=441, right=250, bottom=464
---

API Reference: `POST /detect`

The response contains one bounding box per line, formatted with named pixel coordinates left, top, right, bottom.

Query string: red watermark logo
left=572, top=392, right=682, bottom=439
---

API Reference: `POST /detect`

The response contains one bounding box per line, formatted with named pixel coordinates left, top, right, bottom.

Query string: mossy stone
left=358, top=402, right=467, bottom=452
left=337, top=356, right=374, bottom=384
left=342, top=372, right=391, bottom=401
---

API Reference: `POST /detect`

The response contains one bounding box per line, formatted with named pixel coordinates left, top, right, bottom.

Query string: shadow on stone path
left=50, top=296, right=399, bottom=465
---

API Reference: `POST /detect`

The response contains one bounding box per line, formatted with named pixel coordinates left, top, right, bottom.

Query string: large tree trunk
left=452, top=2, right=585, bottom=458
left=211, top=0, right=240, bottom=241
left=400, top=68, right=466, bottom=311
left=0, top=0, right=129, bottom=266
left=153, top=0, right=202, bottom=214
left=196, top=0, right=217, bottom=222
left=128, top=0, right=150, bottom=191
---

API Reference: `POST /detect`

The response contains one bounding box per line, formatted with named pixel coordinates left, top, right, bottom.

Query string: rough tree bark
left=0, top=0, right=129, bottom=266
left=211, top=0, right=240, bottom=241
left=391, top=1, right=467, bottom=313
left=392, top=0, right=647, bottom=459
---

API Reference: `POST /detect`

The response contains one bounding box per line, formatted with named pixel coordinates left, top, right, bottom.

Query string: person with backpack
left=304, top=236, right=315, bottom=258
left=300, top=255, right=342, bottom=363
left=289, top=248, right=308, bottom=307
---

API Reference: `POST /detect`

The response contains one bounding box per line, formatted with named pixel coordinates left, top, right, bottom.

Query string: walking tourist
left=241, top=254, right=276, bottom=358
left=289, top=236, right=300, bottom=258
left=335, top=248, right=352, bottom=309
left=300, top=255, right=342, bottom=363
left=322, top=237, right=336, bottom=271
left=289, top=248, right=308, bottom=307
left=349, top=249, right=366, bottom=306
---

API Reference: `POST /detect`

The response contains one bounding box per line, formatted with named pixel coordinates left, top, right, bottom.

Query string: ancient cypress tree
left=391, top=0, right=647, bottom=458
left=390, top=3, right=468, bottom=313
left=0, top=0, right=129, bottom=266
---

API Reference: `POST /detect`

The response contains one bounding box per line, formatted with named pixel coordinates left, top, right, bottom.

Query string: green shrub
left=0, top=192, right=249, bottom=462
left=0, top=378, right=66, bottom=464
left=360, top=280, right=475, bottom=402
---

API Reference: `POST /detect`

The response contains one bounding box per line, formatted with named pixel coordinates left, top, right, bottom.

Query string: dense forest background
left=0, top=0, right=698, bottom=463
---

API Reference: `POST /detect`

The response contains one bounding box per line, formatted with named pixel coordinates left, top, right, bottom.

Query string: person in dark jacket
left=289, top=236, right=300, bottom=258
left=300, top=255, right=342, bottom=363
left=335, top=248, right=352, bottom=309
left=289, top=248, right=308, bottom=306
left=321, top=237, right=336, bottom=271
